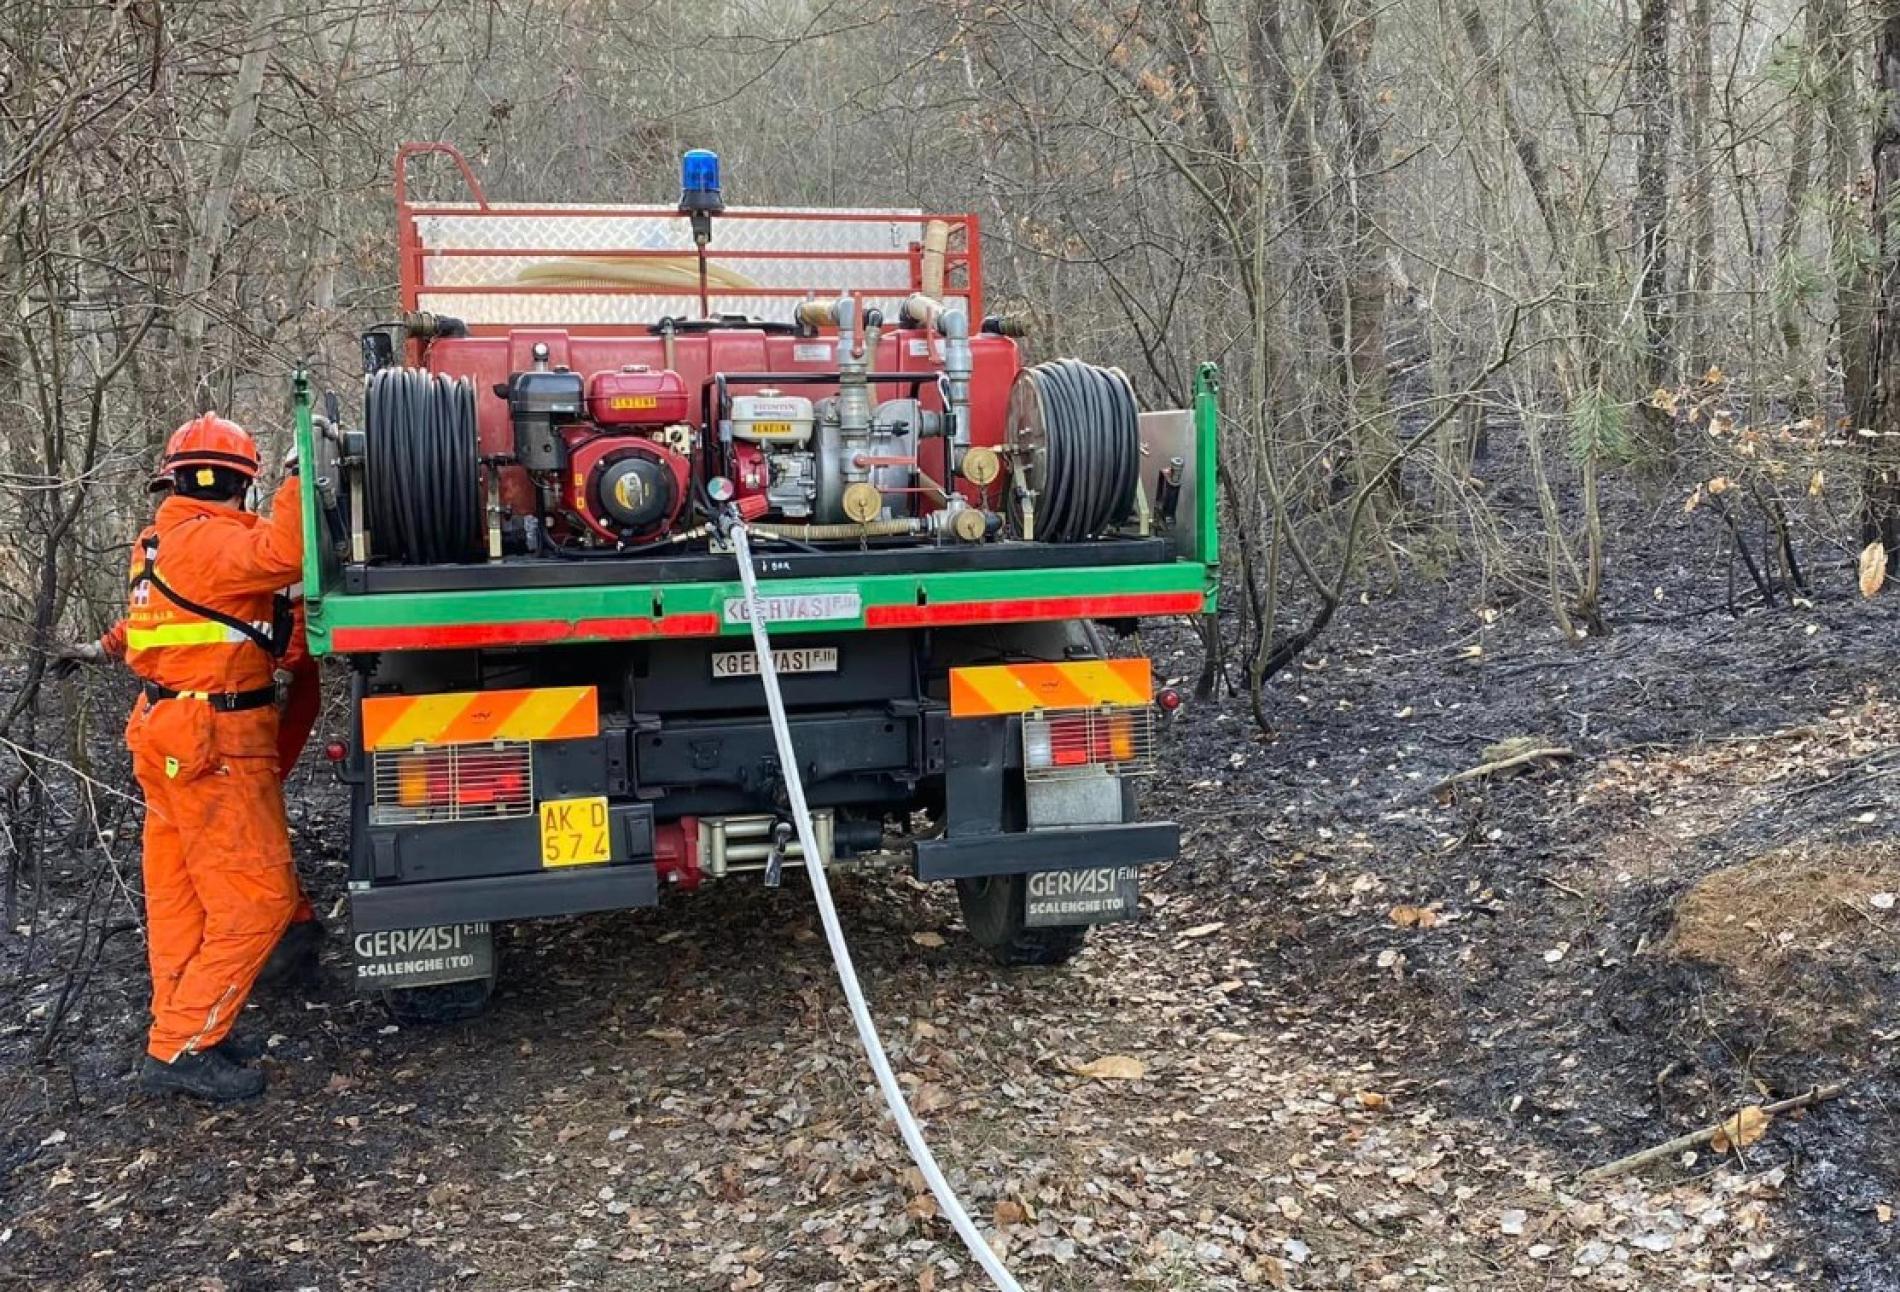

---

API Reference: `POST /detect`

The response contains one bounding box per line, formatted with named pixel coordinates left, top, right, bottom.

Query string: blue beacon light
left=680, top=149, right=723, bottom=211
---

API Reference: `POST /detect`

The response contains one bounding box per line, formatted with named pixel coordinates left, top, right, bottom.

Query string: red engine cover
left=588, top=366, right=689, bottom=426
left=730, top=441, right=769, bottom=499
left=560, top=433, right=691, bottom=544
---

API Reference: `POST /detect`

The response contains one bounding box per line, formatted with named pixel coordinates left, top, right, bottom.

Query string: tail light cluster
left=1022, top=705, right=1156, bottom=782
left=371, top=741, right=534, bottom=825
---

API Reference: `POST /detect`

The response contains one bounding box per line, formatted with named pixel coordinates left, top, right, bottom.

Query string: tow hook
left=763, top=821, right=793, bottom=888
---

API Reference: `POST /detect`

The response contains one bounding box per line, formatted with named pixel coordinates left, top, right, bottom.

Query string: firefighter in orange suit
left=120, top=414, right=304, bottom=1102
left=70, top=554, right=325, bottom=985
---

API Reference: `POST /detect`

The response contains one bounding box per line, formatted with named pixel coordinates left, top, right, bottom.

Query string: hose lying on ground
left=729, top=521, right=1025, bottom=1292
left=364, top=367, right=483, bottom=565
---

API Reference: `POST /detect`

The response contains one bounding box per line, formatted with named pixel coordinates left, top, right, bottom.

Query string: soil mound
left=1669, top=844, right=1900, bottom=1046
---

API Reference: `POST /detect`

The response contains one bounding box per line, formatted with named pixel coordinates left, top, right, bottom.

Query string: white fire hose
left=728, top=521, right=1024, bottom=1292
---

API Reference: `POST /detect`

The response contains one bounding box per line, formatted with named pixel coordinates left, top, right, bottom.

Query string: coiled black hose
left=1009, top=359, right=1140, bottom=542
left=364, top=367, right=483, bottom=564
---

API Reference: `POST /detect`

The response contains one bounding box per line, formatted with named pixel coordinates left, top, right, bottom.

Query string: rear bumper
left=349, top=863, right=658, bottom=932
left=912, top=821, right=1179, bottom=882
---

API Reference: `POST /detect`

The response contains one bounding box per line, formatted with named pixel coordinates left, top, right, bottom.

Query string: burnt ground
left=4, top=487, right=1900, bottom=1289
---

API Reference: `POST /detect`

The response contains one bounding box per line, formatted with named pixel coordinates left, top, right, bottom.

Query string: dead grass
left=1667, top=844, right=1900, bottom=1046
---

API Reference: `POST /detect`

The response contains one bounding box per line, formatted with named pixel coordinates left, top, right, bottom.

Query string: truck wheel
left=956, top=875, right=1089, bottom=966
left=379, top=967, right=497, bottom=1025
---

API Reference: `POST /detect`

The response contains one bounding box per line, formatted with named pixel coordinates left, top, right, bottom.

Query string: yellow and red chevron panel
left=949, top=659, right=1151, bottom=717
left=361, top=686, right=598, bottom=752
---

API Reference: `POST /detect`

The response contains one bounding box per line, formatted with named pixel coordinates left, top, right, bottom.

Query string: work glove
left=51, top=640, right=106, bottom=679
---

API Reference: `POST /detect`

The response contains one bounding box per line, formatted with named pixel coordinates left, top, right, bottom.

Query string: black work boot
left=139, top=1048, right=267, bottom=1103
left=210, top=1032, right=267, bottom=1063
left=257, top=918, right=325, bottom=987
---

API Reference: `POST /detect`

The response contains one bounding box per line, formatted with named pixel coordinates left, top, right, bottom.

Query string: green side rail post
left=293, top=370, right=324, bottom=624
left=1194, top=362, right=1219, bottom=610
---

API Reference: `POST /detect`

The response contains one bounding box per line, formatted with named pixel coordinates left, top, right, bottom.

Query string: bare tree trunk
left=174, top=0, right=284, bottom=396
left=1634, top=0, right=1675, bottom=451
left=1862, top=2, right=1900, bottom=558
left=1313, top=0, right=1399, bottom=507
left=1682, top=0, right=1716, bottom=375
left=1251, top=2, right=1349, bottom=442
left=1777, top=1, right=1820, bottom=390
left=1821, top=0, right=1875, bottom=428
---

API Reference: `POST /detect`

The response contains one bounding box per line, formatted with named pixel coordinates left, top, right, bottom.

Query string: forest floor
left=3, top=489, right=1899, bottom=1291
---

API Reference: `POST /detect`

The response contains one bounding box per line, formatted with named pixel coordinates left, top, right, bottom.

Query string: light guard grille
left=371, top=741, right=534, bottom=825
left=1021, top=705, right=1157, bottom=783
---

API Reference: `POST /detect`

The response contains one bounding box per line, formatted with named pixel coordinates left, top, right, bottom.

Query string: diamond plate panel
left=416, top=208, right=928, bottom=254
left=410, top=205, right=972, bottom=325
left=417, top=292, right=971, bottom=327
left=422, top=255, right=915, bottom=291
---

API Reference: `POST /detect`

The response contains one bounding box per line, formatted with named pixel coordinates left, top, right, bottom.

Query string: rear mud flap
left=912, top=821, right=1179, bottom=881
left=353, top=922, right=494, bottom=990
left=349, top=862, right=660, bottom=933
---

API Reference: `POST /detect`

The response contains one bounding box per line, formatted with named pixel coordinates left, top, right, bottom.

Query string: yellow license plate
left=539, top=796, right=611, bottom=867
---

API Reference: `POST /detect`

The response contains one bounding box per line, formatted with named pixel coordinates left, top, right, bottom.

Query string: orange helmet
left=161, top=414, right=259, bottom=480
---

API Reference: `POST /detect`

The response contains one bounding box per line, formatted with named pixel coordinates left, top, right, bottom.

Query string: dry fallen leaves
left=910, top=931, right=946, bottom=948
left=1356, top=1090, right=1390, bottom=1110
left=1073, top=1054, right=1147, bottom=1081
left=1860, top=540, right=1888, bottom=599
left=910, top=1083, right=953, bottom=1114
left=1711, top=1104, right=1772, bottom=1153
left=993, top=1200, right=1028, bottom=1228
left=1388, top=904, right=1439, bottom=929
left=350, top=1224, right=410, bottom=1245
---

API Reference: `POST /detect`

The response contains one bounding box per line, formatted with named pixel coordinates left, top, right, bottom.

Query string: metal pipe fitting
left=940, top=306, right=973, bottom=469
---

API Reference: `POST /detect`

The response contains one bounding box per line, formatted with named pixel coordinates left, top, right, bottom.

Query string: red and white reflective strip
left=327, top=590, right=1204, bottom=653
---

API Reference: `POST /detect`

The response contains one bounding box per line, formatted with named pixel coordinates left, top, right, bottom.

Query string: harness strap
left=130, top=532, right=288, bottom=659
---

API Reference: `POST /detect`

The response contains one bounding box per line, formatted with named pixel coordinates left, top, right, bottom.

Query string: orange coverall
left=104, top=564, right=319, bottom=926
left=123, top=479, right=305, bottom=1060
left=103, top=599, right=319, bottom=779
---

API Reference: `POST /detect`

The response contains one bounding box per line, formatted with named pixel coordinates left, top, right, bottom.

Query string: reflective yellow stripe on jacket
left=126, top=621, right=268, bottom=650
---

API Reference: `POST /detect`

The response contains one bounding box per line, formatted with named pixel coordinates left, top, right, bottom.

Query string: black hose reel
left=363, top=367, right=484, bottom=564
left=1004, top=359, right=1141, bottom=543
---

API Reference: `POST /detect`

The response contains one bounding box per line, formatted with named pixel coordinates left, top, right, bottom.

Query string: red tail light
left=1048, top=714, right=1093, bottom=766
left=454, top=750, right=527, bottom=807
left=374, top=741, right=534, bottom=825
left=1023, top=707, right=1153, bottom=779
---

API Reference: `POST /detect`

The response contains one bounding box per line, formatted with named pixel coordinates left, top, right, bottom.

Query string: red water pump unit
left=504, top=347, right=693, bottom=547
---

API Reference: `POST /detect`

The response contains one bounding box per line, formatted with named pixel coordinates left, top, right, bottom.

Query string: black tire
left=956, top=874, right=1089, bottom=966
left=379, top=966, right=496, bottom=1025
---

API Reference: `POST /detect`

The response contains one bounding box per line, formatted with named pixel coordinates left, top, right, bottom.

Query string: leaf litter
left=5, top=482, right=1900, bottom=1288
